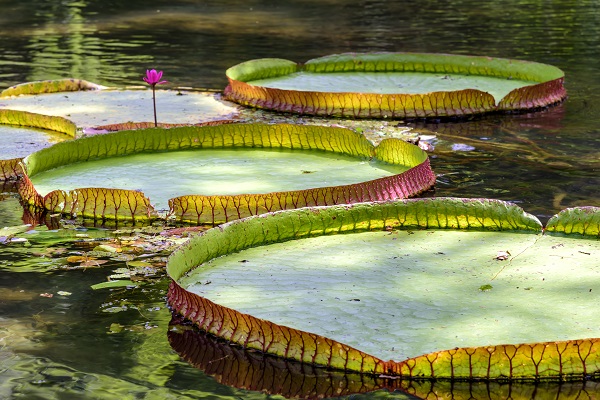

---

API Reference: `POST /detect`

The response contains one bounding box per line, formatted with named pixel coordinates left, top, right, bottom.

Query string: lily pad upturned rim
left=0, top=78, right=106, bottom=98
left=167, top=315, right=600, bottom=400
left=224, top=52, right=567, bottom=119
left=166, top=197, right=600, bottom=381
left=17, top=122, right=435, bottom=224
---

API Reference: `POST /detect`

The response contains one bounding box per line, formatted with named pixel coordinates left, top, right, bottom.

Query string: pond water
left=0, top=0, right=599, bottom=399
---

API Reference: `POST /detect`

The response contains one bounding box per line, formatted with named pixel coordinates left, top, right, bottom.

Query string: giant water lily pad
left=0, top=86, right=239, bottom=130
left=224, top=52, right=566, bottom=118
left=18, top=123, right=435, bottom=223
left=167, top=198, right=600, bottom=380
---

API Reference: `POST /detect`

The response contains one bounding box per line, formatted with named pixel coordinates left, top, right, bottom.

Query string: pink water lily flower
left=143, top=69, right=168, bottom=87
left=143, top=69, right=168, bottom=127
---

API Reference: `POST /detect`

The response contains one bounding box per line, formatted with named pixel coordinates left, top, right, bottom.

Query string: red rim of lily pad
left=166, top=198, right=600, bottom=381
left=14, top=123, right=435, bottom=224
left=224, top=52, right=567, bottom=119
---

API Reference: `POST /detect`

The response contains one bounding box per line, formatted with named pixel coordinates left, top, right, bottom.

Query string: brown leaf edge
left=0, top=109, right=78, bottom=181
left=168, top=279, right=600, bottom=382
left=0, top=158, right=23, bottom=181
left=167, top=315, right=389, bottom=399
left=43, top=187, right=158, bottom=222
left=87, top=119, right=239, bottom=134
left=169, top=158, right=435, bottom=225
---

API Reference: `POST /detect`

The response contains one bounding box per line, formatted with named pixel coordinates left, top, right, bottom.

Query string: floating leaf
left=19, top=123, right=434, bottom=223
left=1, top=86, right=239, bottom=129
left=0, top=78, right=105, bottom=97
left=89, top=119, right=238, bottom=133
left=0, top=109, right=77, bottom=137
left=127, top=261, right=154, bottom=268
left=167, top=198, right=600, bottom=381
left=108, top=322, right=125, bottom=334
left=93, top=244, right=119, bottom=253
left=0, top=224, right=31, bottom=239
left=168, top=318, right=597, bottom=399
left=224, top=52, right=566, bottom=118
left=66, top=255, right=87, bottom=263
left=167, top=319, right=388, bottom=399
left=91, top=280, right=139, bottom=290
left=44, top=187, right=158, bottom=222
left=66, top=255, right=108, bottom=268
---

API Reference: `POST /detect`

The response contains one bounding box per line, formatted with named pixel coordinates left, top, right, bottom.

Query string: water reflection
left=168, top=316, right=600, bottom=400
left=20, top=0, right=152, bottom=86
left=1, top=0, right=600, bottom=398
left=167, top=315, right=391, bottom=399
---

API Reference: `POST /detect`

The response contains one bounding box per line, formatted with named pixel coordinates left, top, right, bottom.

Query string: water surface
left=1, top=1, right=599, bottom=399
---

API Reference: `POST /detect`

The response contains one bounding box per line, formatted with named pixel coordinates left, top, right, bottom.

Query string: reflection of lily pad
left=18, top=123, right=435, bottom=223
left=167, top=198, right=600, bottom=380
left=225, top=52, right=566, bottom=118
left=168, top=319, right=599, bottom=400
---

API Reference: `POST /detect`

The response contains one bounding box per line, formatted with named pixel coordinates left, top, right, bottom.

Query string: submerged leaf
left=91, top=280, right=139, bottom=290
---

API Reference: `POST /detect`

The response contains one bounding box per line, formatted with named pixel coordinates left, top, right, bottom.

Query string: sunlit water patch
left=30, top=148, right=406, bottom=210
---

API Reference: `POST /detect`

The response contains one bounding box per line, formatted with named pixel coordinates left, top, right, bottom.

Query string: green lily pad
left=0, top=78, right=105, bottom=97
left=30, top=148, right=406, bottom=210
left=18, top=123, right=434, bottom=223
left=166, top=198, right=600, bottom=381
left=0, top=88, right=239, bottom=130
left=249, top=71, right=534, bottom=102
left=0, top=109, right=77, bottom=137
left=225, top=52, right=566, bottom=118
left=91, top=280, right=139, bottom=290
left=179, top=229, right=600, bottom=362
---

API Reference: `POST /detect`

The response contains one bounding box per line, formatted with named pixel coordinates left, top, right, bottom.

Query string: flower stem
left=152, top=86, right=157, bottom=127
